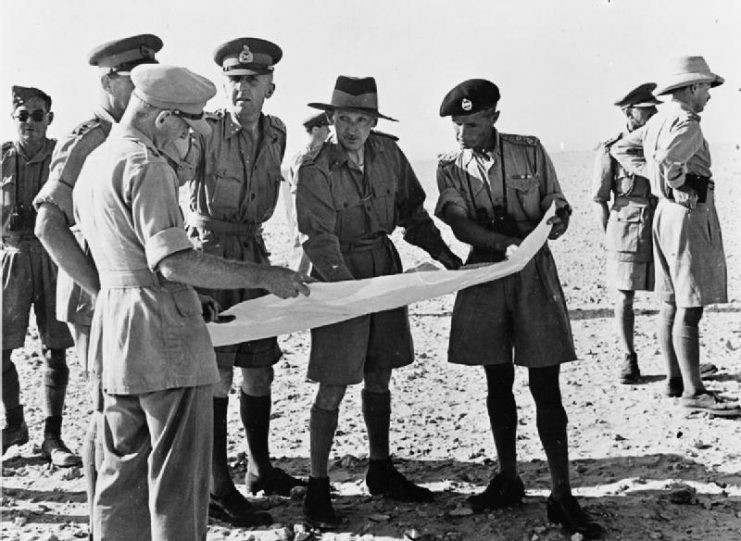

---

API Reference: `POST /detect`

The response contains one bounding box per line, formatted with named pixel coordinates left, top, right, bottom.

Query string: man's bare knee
left=213, top=367, right=234, bottom=398
left=240, top=366, right=274, bottom=397
left=364, top=369, right=392, bottom=393
left=315, top=384, right=346, bottom=411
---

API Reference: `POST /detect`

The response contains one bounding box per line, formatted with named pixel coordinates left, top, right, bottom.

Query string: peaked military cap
left=88, top=34, right=163, bottom=74
left=614, top=83, right=661, bottom=108
left=303, top=112, right=330, bottom=130
left=12, top=85, right=52, bottom=109
left=213, top=38, right=282, bottom=76
left=308, top=76, right=397, bottom=122
left=131, top=64, right=217, bottom=136
left=439, top=79, right=500, bottom=117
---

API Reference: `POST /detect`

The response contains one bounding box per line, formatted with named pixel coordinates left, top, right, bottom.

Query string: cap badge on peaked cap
left=238, top=46, right=253, bottom=64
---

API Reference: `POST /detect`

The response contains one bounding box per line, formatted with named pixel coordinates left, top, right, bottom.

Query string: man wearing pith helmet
left=32, top=34, right=164, bottom=531
left=435, top=79, right=602, bottom=539
left=591, top=82, right=661, bottom=385
left=611, top=56, right=736, bottom=416
left=2, top=85, right=75, bottom=466
left=73, top=63, right=311, bottom=541
left=295, top=75, right=462, bottom=528
left=181, top=37, right=302, bottom=527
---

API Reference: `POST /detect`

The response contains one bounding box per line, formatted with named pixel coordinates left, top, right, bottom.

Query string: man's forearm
left=595, top=201, right=609, bottom=232
left=159, top=249, right=274, bottom=290
left=35, top=204, right=100, bottom=296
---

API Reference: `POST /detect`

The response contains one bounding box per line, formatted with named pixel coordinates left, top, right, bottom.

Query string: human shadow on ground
left=219, top=453, right=741, bottom=539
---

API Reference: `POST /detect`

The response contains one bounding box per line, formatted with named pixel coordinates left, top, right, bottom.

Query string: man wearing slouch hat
left=295, top=75, right=462, bottom=528
left=610, top=56, right=737, bottom=416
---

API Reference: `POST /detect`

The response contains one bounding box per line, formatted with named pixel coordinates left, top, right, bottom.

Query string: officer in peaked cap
left=88, top=33, right=163, bottom=73
left=436, top=78, right=602, bottom=539
left=592, top=82, right=663, bottom=386
left=75, top=62, right=307, bottom=541
left=611, top=56, right=735, bottom=416
left=213, top=37, right=282, bottom=75
left=33, top=33, right=164, bottom=533
left=179, top=36, right=295, bottom=527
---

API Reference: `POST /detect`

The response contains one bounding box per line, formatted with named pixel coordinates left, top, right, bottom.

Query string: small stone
left=369, top=513, right=391, bottom=522
left=13, top=516, right=27, bottom=527
left=290, top=485, right=307, bottom=500
left=613, top=434, right=626, bottom=441
left=404, top=529, right=422, bottom=540
left=533, top=526, right=547, bottom=534
left=570, top=533, right=584, bottom=541
left=693, top=439, right=711, bottom=450
left=62, top=467, right=83, bottom=481
left=668, top=483, right=696, bottom=505
left=273, top=526, right=293, bottom=541
left=39, top=535, right=59, bottom=541
left=448, top=506, right=473, bottom=517
left=340, top=454, right=359, bottom=468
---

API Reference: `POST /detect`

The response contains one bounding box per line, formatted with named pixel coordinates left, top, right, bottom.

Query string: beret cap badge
left=238, top=46, right=254, bottom=64
left=461, top=98, right=473, bottom=111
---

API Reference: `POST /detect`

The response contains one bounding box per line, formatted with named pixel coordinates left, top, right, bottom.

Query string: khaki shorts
left=2, top=239, right=73, bottom=350
left=653, top=196, right=727, bottom=307
left=606, top=258, right=654, bottom=291
left=448, top=246, right=576, bottom=368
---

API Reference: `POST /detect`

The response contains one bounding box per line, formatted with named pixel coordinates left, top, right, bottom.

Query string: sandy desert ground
left=2, top=147, right=740, bottom=541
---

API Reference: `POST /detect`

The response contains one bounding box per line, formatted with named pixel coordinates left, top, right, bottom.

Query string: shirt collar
left=112, top=124, right=160, bottom=154
left=462, top=129, right=500, bottom=168
left=14, top=137, right=55, bottom=164
left=669, top=98, right=702, bottom=121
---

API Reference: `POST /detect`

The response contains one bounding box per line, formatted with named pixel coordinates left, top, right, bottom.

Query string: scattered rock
left=404, top=528, right=422, bottom=540
left=570, top=533, right=584, bottom=541
left=369, top=513, right=391, bottom=522
left=448, top=506, right=473, bottom=517
left=668, top=483, right=697, bottom=505
left=13, top=516, right=27, bottom=527
left=290, top=485, right=307, bottom=500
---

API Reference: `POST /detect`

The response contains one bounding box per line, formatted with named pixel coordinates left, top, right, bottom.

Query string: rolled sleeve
left=33, top=180, right=75, bottom=223
left=435, top=166, right=468, bottom=221
left=144, top=227, right=193, bottom=270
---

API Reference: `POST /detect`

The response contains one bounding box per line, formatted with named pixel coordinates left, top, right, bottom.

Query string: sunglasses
left=13, top=110, right=48, bottom=122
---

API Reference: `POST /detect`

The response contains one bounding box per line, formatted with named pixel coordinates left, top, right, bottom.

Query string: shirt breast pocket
left=210, top=166, right=243, bottom=211
left=509, top=175, right=541, bottom=217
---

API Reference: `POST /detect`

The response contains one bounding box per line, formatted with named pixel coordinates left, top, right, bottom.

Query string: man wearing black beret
left=435, top=79, right=602, bottom=538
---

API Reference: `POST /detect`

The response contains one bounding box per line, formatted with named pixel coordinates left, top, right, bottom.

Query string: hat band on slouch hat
left=308, top=76, right=397, bottom=121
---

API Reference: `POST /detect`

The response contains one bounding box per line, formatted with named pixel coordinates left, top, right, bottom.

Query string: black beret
left=614, top=82, right=661, bottom=108
left=303, top=112, right=330, bottom=130
left=12, top=85, right=52, bottom=109
left=88, top=34, right=163, bottom=73
left=214, top=38, right=282, bottom=76
left=439, top=79, right=500, bottom=117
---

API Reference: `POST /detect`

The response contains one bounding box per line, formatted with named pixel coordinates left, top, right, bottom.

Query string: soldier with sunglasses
left=2, top=85, right=75, bottom=463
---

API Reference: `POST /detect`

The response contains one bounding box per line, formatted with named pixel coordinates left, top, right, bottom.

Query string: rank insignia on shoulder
left=72, top=118, right=102, bottom=137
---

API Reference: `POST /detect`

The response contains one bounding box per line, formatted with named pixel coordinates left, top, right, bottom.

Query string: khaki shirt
left=436, top=131, right=569, bottom=236
left=610, top=99, right=712, bottom=200
left=2, top=137, right=56, bottom=238
left=184, top=111, right=285, bottom=227
left=74, top=125, right=218, bottom=394
left=32, top=108, right=115, bottom=325
left=296, top=132, right=449, bottom=283
left=591, top=130, right=652, bottom=204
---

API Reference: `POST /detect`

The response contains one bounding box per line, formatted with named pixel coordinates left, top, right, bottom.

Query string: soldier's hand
left=436, top=249, right=463, bottom=270
left=673, top=185, right=698, bottom=210
left=198, top=294, right=233, bottom=323
left=264, top=267, right=314, bottom=299
left=548, top=207, right=571, bottom=239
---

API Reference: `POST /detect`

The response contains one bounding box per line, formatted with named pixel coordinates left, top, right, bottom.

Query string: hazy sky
left=2, top=0, right=739, bottom=160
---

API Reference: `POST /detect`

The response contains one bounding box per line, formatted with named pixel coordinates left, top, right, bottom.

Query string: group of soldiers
left=0, top=29, right=731, bottom=541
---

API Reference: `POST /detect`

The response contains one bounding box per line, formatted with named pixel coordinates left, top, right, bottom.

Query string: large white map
left=207, top=205, right=555, bottom=346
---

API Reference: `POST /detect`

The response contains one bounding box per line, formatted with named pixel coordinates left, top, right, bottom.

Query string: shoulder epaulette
left=2, top=141, right=14, bottom=154
left=596, top=132, right=623, bottom=150
left=266, top=114, right=286, bottom=134
left=370, top=129, right=399, bottom=142
left=204, top=110, right=224, bottom=121
left=500, top=133, right=540, bottom=146
left=437, top=150, right=459, bottom=166
left=71, top=117, right=104, bottom=137
left=298, top=141, right=328, bottom=168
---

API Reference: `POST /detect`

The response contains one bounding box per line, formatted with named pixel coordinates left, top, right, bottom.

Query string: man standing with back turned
left=74, top=64, right=311, bottom=541
left=611, top=56, right=738, bottom=416
left=591, top=83, right=660, bottom=384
